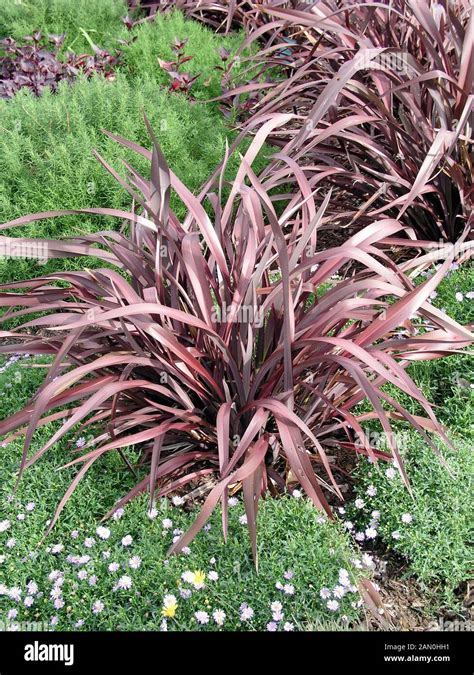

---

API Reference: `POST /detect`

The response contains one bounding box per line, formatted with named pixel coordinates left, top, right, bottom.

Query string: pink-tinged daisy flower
left=327, top=599, right=339, bottom=611
left=92, top=600, right=104, bottom=614
left=6, top=538, right=16, bottom=549
left=77, top=570, right=88, bottom=581
left=366, top=485, right=377, bottom=497
left=24, top=596, right=34, bottom=607
left=54, top=598, right=65, bottom=610
left=7, top=609, right=17, bottom=620
left=333, top=586, right=346, bottom=599
left=162, top=519, right=173, bottom=530
left=121, top=535, right=133, bottom=547
left=355, top=532, right=365, bottom=542
left=283, top=570, right=294, bottom=580
left=26, top=502, right=36, bottom=512
left=319, top=588, right=331, bottom=600
left=283, top=584, right=295, bottom=595
left=84, top=537, right=95, bottom=549
left=172, top=496, right=185, bottom=506
left=26, top=581, right=38, bottom=595
left=385, top=467, right=396, bottom=480
left=9, top=587, right=22, bottom=602
left=283, top=622, right=294, bottom=632
left=239, top=604, right=254, bottom=621
left=401, top=513, right=413, bottom=524
left=50, top=616, right=59, bottom=626
left=129, top=556, right=141, bottom=570
left=455, top=292, right=464, bottom=302
left=266, top=621, right=278, bottom=632
left=354, top=498, right=365, bottom=509
left=88, top=575, right=97, bottom=587
left=108, top=562, right=120, bottom=573
left=392, top=530, right=401, bottom=540
left=112, top=508, right=124, bottom=521
left=343, top=521, right=354, bottom=531
left=228, top=497, right=239, bottom=507
left=338, top=569, right=350, bottom=586
left=292, top=490, right=302, bottom=499
left=195, top=611, right=209, bottom=625
left=179, top=588, right=192, bottom=599
left=270, top=601, right=282, bottom=614
left=70, top=530, right=79, bottom=539
left=75, top=619, right=85, bottom=628
left=76, top=437, right=86, bottom=448
left=17, top=513, right=25, bottom=521
left=51, top=544, right=64, bottom=554
left=0, top=520, right=11, bottom=532
left=208, top=570, right=218, bottom=582
left=239, top=515, right=248, bottom=525
left=116, top=575, right=132, bottom=590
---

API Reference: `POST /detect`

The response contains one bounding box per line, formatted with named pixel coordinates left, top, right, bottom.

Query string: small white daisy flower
left=212, top=609, right=225, bottom=626
left=96, top=526, right=111, bottom=540
left=129, top=556, right=141, bottom=570
left=365, top=527, right=378, bottom=539
left=112, top=508, right=124, bottom=521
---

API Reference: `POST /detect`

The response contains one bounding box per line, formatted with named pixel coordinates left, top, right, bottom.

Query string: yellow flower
left=161, top=604, right=177, bottom=618
left=161, top=594, right=178, bottom=618
left=190, top=570, right=206, bottom=589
